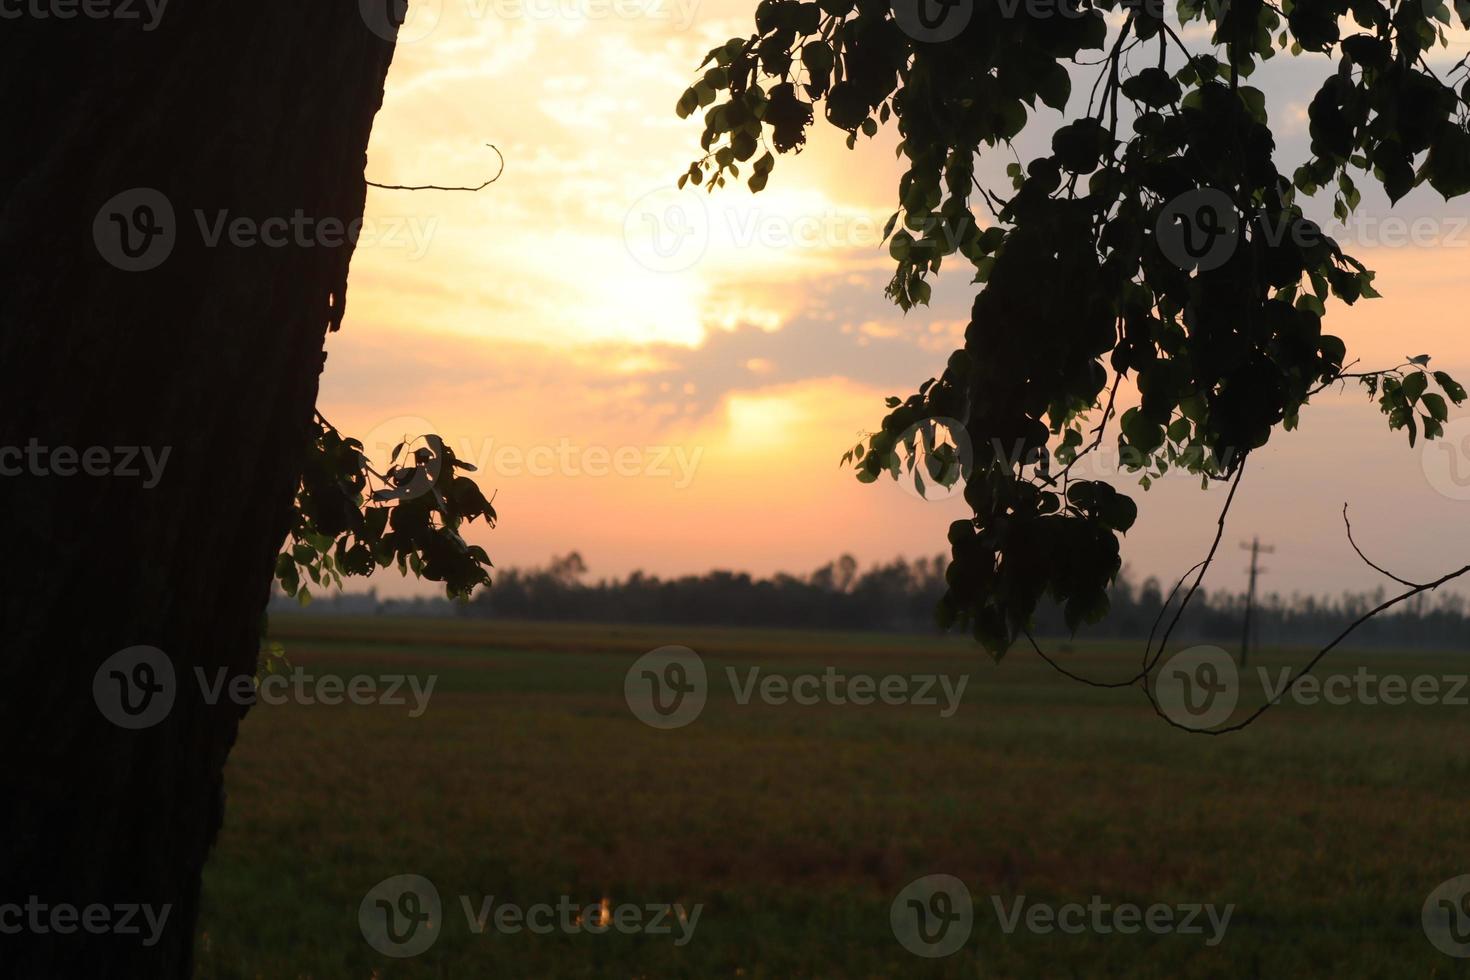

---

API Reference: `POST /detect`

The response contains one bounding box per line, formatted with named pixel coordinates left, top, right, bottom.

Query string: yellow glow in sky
left=324, top=4, right=1470, bottom=599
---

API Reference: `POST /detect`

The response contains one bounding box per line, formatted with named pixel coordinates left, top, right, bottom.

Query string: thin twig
left=1023, top=459, right=1247, bottom=688
left=367, top=144, right=505, bottom=192
left=1044, top=373, right=1123, bottom=488
left=1153, top=559, right=1470, bottom=735
left=1142, top=456, right=1248, bottom=674
left=1342, top=503, right=1426, bottom=589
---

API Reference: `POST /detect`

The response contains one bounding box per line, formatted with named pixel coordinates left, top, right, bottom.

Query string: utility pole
left=1239, top=537, right=1275, bottom=667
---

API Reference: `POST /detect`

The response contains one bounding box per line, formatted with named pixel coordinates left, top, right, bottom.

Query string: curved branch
left=367, top=143, right=505, bottom=192
left=1042, top=372, right=1123, bottom=489
left=1143, top=500, right=1470, bottom=734
left=1024, top=458, right=1248, bottom=688
left=1342, top=503, right=1425, bottom=589
left=1143, top=456, right=1246, bottom=674
left=1156, top=559, right=1470, bottom=736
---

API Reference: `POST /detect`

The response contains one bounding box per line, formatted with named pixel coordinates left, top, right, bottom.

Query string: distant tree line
left=274, top=553, right=1470, bottom=650
left=467, top=552, right=948, bottom=631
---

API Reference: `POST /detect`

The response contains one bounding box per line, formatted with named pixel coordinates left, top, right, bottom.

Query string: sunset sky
left=323, top=1, right=1470, bottom=601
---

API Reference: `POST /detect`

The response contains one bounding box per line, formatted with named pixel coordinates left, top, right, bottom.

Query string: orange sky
left=323, top=3, right=1470, bottom=601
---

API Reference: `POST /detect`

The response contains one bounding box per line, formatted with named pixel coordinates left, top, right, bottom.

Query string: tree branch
left=367, top=143, right=505, bottom=192
left=1157, top=558, right=1470, bottom=735
left=1342, top=503, right=1425, bottom=589
left=1023, top=458, right=1248, bottom=688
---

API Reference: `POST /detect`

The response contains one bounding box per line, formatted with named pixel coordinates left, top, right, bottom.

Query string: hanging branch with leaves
left=681, top=0, right=1470, bottom=727
left=275, top=415, right=496, bottom=605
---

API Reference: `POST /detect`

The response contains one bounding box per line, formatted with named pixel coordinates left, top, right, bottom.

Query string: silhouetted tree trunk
left=0, top=6, right=399, bottom=976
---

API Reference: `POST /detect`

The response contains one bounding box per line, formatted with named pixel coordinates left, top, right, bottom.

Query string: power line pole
left=1239, top=537, right=1275, bottom=667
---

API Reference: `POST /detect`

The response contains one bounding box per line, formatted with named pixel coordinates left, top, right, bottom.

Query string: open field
left=195, top=616, right=1470, bottom=978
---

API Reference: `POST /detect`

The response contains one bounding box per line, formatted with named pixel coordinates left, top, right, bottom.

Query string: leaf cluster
left=277, top=418, right=496, bottom=604
left=685, top=0, right=1470, bottom=656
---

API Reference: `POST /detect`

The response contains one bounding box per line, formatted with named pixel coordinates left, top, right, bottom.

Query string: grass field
left=193, top=616, right=1470, bottom=978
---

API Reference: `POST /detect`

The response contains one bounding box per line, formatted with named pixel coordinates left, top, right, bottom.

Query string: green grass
left=195, top=616, right=1470, bottom=978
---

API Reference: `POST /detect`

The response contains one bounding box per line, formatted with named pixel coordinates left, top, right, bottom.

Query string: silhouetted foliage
left=683, top=0, right=1470, bottom=657
left=277, top=417, right=495, bottom=606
